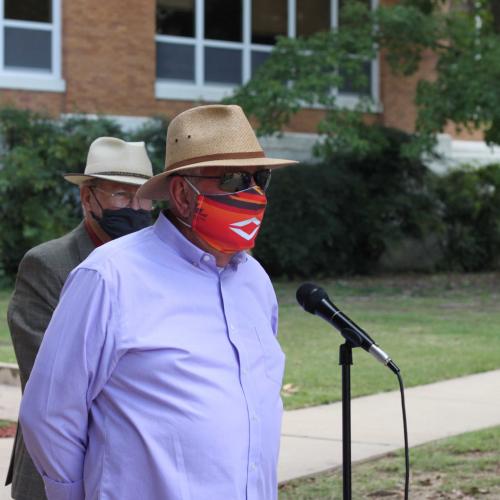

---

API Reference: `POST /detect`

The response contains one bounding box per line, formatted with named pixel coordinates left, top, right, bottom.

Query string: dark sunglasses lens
left=254, top=170, right=271, bottom=191
left=219, top=170, right=271, bottom=193
left=219, top=173, right=251, bottom=192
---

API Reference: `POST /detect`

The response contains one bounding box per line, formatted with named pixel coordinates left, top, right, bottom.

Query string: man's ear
left=168, top=177, right=193, bottom=219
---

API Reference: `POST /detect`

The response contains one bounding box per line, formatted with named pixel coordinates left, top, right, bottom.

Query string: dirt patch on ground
left=279, top=448, right=500, bottom=499
left=0, top=421, right=16, bottom=438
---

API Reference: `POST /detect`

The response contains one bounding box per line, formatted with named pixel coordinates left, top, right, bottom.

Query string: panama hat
left=64, top=137, right=153, bottom=186
left=137, top=105, right=298, bottom=200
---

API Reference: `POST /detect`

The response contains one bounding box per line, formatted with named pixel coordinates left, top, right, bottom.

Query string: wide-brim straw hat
left=64, top=137, right=153, bottom=186
left=137, top=105, right=298, bottom=200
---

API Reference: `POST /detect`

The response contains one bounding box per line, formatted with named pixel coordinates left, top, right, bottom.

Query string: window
left=0, top=0, right=65, bottom=92
left=155, top=0, right=378, bottom=104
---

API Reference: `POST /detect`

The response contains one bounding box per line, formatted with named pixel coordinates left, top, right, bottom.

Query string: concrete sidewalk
left=279, top=369, right=500, bottom=482
left=1, top=370, right=500, bottom=499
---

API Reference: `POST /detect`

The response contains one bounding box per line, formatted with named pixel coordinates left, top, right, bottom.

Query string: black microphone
left=296, top=283, right=400, bottom=374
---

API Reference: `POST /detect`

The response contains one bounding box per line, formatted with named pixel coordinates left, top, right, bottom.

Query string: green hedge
left=253, top=127, right=438, bottom=277
left=435, top=164, right=500, bottom=272
left=1, top=107, right=500, bottom=281
left=0, top=107, right=167, bottom=283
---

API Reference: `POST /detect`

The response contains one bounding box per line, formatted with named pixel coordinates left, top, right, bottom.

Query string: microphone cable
left=395, top=370, right=410, bottom=500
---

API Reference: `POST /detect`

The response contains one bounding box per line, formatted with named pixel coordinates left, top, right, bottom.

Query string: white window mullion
left=3, top=19, right=53, bottom=30
left=156, top=34, right=197, bottom=45
left=195, top=0, right=204, bottom=88
left=371, top=0, right=380, bottom=104
left=242, top=0, right=251, bottom=83
left=288, top=0, right=296, bottom=38
left=331, top=0, right=339, bottom=99
left=0, top=0, right=4, bottom=71
left=52, top=0, right=62, bottom=78
left=332, top=0, right=338, bottom=29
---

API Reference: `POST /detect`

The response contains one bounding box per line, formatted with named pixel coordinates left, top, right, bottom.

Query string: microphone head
left=296, top=283, right=329, bottom=314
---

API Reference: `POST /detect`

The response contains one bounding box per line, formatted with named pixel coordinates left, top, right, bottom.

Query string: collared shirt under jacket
left=20, top=212, right=285, bottom=500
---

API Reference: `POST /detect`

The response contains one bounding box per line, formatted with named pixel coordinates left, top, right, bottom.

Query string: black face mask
left=91, top=208, right=152, bottom=240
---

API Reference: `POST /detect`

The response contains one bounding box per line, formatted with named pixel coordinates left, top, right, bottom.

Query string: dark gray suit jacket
left=6, top=222, right=96, bottom=500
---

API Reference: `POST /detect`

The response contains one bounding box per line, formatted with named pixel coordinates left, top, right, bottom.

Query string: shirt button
left=250, top=463, right=257, bottom=471
left=202, top=255, right=210, bottom=262
left=251, top=413, right=259, bottom=421
left=242, top=368, right=249, bottom=375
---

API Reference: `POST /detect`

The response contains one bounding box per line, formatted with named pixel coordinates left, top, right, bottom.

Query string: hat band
left=92, top=171, right=151, bottom=179
left=168, top=151, right=266, bottom=171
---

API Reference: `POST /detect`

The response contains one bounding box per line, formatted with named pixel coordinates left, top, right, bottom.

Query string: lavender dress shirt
left=20, top=212, right=285, bottom=500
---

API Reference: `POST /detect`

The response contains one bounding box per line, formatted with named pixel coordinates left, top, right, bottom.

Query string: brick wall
left=0, top=0, right=208, bottom=121
left=63, top=0, right=156, bottom=116
left=0, top=0, right=482, bottom=141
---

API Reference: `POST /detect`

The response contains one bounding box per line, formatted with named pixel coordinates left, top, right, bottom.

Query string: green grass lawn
left=279, top=425, right=500, bottom=499
left=1, top=272, right=500, bottom=411
left=276, top=273, right=500, bottom=409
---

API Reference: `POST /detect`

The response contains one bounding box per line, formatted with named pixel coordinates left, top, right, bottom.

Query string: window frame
left=155, top=0, right=379, bottom=108
left=0, top=0, right=65, bottom=92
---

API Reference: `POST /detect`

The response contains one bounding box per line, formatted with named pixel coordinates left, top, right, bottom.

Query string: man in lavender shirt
left=20, top=104, right=298, bottom=500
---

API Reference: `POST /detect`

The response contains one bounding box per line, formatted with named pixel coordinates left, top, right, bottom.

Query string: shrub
left=435, top=164, right=500, bottom=272
left=0, top=107, right=168, bottom=282
left=127, top=115, right=169, bottom=175
left=253, top=126, right=439, bottom=277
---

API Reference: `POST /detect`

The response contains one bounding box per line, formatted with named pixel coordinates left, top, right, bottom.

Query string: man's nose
left=129, top=195, right=142, bottom=209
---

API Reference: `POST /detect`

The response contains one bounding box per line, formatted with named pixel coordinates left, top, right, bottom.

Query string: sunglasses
left=174, top=169, right=272, bottom=193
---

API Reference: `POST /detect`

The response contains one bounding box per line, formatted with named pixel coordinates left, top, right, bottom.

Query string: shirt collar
left=153, top=211, right=247, bottom=270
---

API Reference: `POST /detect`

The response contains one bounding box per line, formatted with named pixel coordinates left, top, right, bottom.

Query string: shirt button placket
left=246, top=383, right=262, bottom=499
left=221, top=282, right=262, bottom=499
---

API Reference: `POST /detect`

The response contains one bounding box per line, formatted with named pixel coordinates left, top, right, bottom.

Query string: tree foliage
left=434, top=163, right=500, bottom=271
left=225, top=0, right=500, bottom=159
left=0, top=107, right=167, bottom=282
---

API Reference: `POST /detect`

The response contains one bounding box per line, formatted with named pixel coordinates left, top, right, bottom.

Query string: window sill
left=0, top=72, right=66, bottom=93
left=155, top=80, right=383, bottom=113
left=155, top=81, right=240, bottom=102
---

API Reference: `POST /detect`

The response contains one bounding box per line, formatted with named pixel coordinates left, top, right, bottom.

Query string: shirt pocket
left=254, top=326, right=285, bottom=386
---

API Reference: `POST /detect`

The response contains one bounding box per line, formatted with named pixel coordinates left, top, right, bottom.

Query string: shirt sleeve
left=19, top=267, right=119, bottom=500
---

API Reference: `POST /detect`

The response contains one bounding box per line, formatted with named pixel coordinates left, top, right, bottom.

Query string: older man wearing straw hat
left=6, top=137, right=153, bottom=500
left=19, top=105, right=297, bottom=500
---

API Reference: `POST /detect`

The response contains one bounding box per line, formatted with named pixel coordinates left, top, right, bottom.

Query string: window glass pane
left=339, top=61, right=372, bottom=95
left=251, top=51, right=271, bottom=76
left=205, top=47, right=242, bottom=84
left=156, top=42, right=195, bottom=81
left=252, top=0, right=287, bottom=45
left=297, top=0, right=330, bottom=37
left=5, top=0, right=51, bottom=23
left=4, top=27, right=51, bottom=71
left=156, top=0, right=195, bottom=37
left=205, top=0, right=242, bottom=41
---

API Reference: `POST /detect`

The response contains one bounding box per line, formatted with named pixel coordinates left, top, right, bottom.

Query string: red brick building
left=2, top=0, right=499, bottom=166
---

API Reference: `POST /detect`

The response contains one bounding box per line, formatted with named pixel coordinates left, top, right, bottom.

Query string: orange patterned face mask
left=181, top=179, right=267, bottom=253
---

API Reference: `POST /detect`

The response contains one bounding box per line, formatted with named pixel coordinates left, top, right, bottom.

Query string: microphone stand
left=339, top=340, right=354, bottom=500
